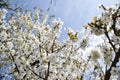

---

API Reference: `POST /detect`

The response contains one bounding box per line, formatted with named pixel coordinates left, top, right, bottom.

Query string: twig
left=101, top=5, right=106, bottom=10
left=27, top=65, right=45, bottom=80
left=55, top=45, right=66, bottom=53
left=39, top=44, right=49, bottom=53
left=45, top=61, right=50, bottom=80
left=104, top=30, right=116, bottom=53
left=9, top=52, right=20, bottom=74
left=111, top=6, right=120, bottom=35
left=0, top=3, right=21, bottom=11
left=0, top=73, right=12, bottom=79
left=50, top=37, right=56, bottom=53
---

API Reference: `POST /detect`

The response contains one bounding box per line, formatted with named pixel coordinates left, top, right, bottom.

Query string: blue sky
left=14, top=0, right=119, bottom=27
left=11, top=0, right=120, bottom=40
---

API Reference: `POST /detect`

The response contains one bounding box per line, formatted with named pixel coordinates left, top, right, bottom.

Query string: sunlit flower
left=0, top=9, right=8, bottom=19
left=111, top=34, right=120, bottom=45
left=80, top=36, right=89, bottom=49
left=90, top=49, right=101, bottom=61
left=7, top=42, right=14, bottom=49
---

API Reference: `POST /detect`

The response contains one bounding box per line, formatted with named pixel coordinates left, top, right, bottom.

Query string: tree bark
left=104, top=48, right=120, bottom=80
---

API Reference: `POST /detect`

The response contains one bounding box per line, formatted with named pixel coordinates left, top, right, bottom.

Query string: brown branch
left=50, top=37, right=56, bottom=53
left=0, top=73, right=12, bottom=79
left=104, top=30, right=116, bottom=53
left=55, top=45, right=66, bottom=53
left=75, top=44, right=81, bottom=52
left=101, top=5, right=106, bottom=10
left=104, top=5, right=120, bottom=80
left=0, top=3, right=8, bottom=8
left=111, top=6, right=120, bottom=36
left=9, top=52, right=20, bottom=74
left=45, top=61, right=50, bottom=80
left=27, top=65, right=45, bottom=80
left=104, top=27, right=118, bottom=80
left=38, top=33, right=42, bottom=53
left=39, top=44, right=49, bottom=53
left=0, top=3, right=20, bottom=11
left=30, top=60, right=40, bottom=66
left=22, top=74, right=27, bottom=79
left=104, top=47, right=120, bottom=80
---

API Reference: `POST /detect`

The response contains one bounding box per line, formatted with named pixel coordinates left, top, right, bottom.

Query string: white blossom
left=7, top=42, right=14, bottom=49
left=100, top=44, right=113, bottom=65
left=0, top=9, right=8, bottom=19
left=90, top=49, right=101, bottom=62
left=111, top=34, right=120, bottom=45
left=80, top=36, right=89, bottom=49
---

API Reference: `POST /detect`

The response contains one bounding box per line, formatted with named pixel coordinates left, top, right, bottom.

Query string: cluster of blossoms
left=0, top=8, right=92, bottom=80
left=80, top=36, right=89, bottom=49
left=87, top=3, right=120, bottom=36
left=90, top=49, right=101, bottom=62
left=100, top=44, right=114, bottom=66
left=86, top=3, right=120, bottom=59
left=86, top=2, right=120, bottom=80
left=110, top=67, right=120, bottom=80
left=111, top=34, right=120, bottom=45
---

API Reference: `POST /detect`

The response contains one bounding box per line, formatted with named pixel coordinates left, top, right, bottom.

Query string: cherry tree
left=0, top=2, right=120, bottom=80
left=86, top=3, right=120, bottom=80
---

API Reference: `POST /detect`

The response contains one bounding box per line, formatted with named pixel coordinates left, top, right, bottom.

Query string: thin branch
left=22, top=74, right=27, bottom=79
left=101, top=5, right=106, bottom=10
left=39, top=44, right=49, bottom=53
left=30, top=60, right=40, bottom=66
left=0, top=3, right=21, bottom=11
left=104, top=30, right=116, bottom=53
left=55, top=45, right=66, bottom=53
left=27, top=52, right=33, bottom=59
left=0, top=73, right=12, bottom=79
left=50, top=37, right=56, bottom=53
left=111, top=6, right=120, bottom=35
left=45, top=61, right=50, bottom=80
left=38, top=33, right=42, bottom=53
left=75, top=45, right=81, bottom=52
left=104, top=47, right=120, bottom=80
left=9, top=51, right=20, bottom=74
left=27, top=65, right=45, bottom=80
